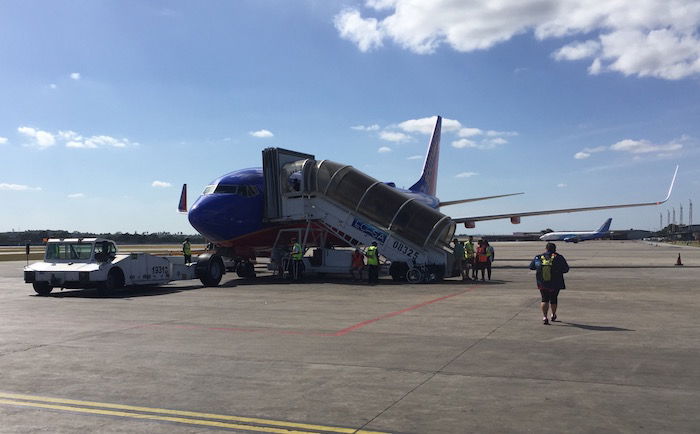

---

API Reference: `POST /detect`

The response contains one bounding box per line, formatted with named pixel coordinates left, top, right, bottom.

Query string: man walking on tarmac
left=529, top=242, right=569, bottom=325
left=182, top=237, right=192, bottom=264
left=366, top=241, right=379, bottom=284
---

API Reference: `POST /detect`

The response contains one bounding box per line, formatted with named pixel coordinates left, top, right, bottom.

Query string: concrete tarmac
left=0, top=241, right=698, bottom=433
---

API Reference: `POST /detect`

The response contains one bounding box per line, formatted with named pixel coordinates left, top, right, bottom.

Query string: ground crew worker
left=182, top=237, right=192, bottom=264
left=366, top=241, right=379, bottom=284
left=484, top=240, right=495, bottom=280
left=290, top=237, right=303, bottom=281
left=529, top=242, right=569, bottom=325
left=350, top=248, right=365, bottom=281
left=464, top=236, right=475, bottom=280
left=475, top=240, right=489, bottom=281
left=452, top=238, right=466, bottom=280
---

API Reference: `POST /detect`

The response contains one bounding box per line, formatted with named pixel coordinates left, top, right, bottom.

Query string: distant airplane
left=539, top=218, right=613, bottom=243
left=180, top=116, right=677, bottom=274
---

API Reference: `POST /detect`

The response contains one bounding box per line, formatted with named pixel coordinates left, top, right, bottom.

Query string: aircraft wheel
left=406, top=267, right=423, bottom=283
left=197, top=253, right=224, bottom=287
left=33, top=282, right=53, bottom=296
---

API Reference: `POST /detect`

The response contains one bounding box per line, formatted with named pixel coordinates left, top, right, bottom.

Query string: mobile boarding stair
left=262, top=148, right=457, bottom=282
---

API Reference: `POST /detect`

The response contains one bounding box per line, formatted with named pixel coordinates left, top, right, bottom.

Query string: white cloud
left=553, top=40, right=601, bottom=61
left=458, top=127, right=483, bottom=137
left=250, top=129, right=274, bottom=138
left=335, top=0, right=700, bottom=80
left=407, top=154, right=423, bottom=160
left=151, top=181, right=172, bottom=188
left=456, top=171, right=478, bottom=178
left=398, top=116, right=462, bottom=134
left=377, top=146, right=392, bottom=153
left=557, top=183, right=567, bottom=188
left=486, top=137, right=508, bottom=146
left=49, top=83, right=57, bottom=89
left=67, top=193, right=85, bottom=199
left=0, top=137, right=7, bottom=144
left=334, top=9, right=384, bottom=52
left=0, top=183, right=41, bottom=191
left=452, top=136, right=508, bottom=150
left=452, top=138, right=477, bottom=149
left=379, top=131, right=410, bottom=142
left=66, top=135, right=133, bottom=148
left=485, top=130, right=518, bottom=137
left=574, top=145, right=607, bottom=159
left=18, top=126, right=135, bottom=149
left=18, top=126, right=56, bottom=149
left=609, top=139, right=683, bottom=154
left=351, top=124, right=380, bottom=131
left=70, top=72, right=81, bottom=80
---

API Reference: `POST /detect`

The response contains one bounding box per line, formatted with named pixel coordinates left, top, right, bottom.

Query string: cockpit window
left=206, top=184, right=260, bottom=197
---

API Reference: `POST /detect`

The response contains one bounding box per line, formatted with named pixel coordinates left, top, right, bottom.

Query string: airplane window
left=211, top=184, right=260, bottom=197
left=214, top=185, right=240, bottom=194
left=202, top=185, right=216, bottom=195
left=246, top=185, right=260, bottom=197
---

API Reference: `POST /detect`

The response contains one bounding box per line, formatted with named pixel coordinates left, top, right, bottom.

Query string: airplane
left=539, top=218, right=613, bottom=243
left=181, top=116, right=677, bottom=274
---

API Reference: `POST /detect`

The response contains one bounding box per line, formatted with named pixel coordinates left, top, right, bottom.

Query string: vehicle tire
left=33, top=282, right=53, bottom=296
left=197, top=253, right=224, bottom=287
left=98, top=268, right=124, bottom=296
left=236, top=261, right=256, bottom=278
left=428, top=265, right=445, bottom=282
left=406, top=267, right=423, bottom=283
left=389, top=262, right=409, bottom=282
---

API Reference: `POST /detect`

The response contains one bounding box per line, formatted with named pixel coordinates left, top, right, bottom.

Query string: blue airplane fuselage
left=188, top=167, right=439, bottom=247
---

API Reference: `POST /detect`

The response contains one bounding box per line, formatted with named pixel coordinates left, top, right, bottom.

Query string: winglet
left=178, top=184, right=188, bottom=213
left=409, top=115, right=441, bottom=196
left=659, top=165, right=678, bottom=204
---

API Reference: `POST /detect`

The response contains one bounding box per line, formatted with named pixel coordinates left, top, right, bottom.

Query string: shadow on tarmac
left=39, top=284, right=205, bottom=299
left=558, top=321, right=634, bottom=332
left=235, top=275, right=510, bottom=286
left=33, top=275, right=510, bottom=298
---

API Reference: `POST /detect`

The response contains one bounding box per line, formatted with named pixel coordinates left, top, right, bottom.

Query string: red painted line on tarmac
left=329, top=288, right=473, bottom=336
left=138, top=287, right=474, bottom=337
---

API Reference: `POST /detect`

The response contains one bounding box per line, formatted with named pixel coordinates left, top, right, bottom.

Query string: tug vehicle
left=23, top=238, right=224, bottom=296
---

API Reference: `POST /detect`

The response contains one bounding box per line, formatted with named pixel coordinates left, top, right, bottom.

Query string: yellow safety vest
left=366, top=246, right=378, bottom=265
left=464, top=242, right=474, bottom=259
left=182, top=241, right=191, bottom=255
left=292, top=243, right=303, bottom=260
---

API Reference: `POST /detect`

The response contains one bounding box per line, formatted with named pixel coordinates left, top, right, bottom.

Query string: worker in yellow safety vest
left=464, top=236, right=475, bottom=280
left=290, top=237, right=304, bottom=281
left=366, top=241, right=379, bottom=284
left=182, top=237, right=192, bottom=264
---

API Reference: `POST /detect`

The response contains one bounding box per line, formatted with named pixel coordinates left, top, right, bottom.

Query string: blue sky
left=1, top=0, right=698, bottom=235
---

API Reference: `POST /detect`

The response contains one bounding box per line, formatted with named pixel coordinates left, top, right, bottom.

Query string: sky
left=1, top=0, right=699, bottom=236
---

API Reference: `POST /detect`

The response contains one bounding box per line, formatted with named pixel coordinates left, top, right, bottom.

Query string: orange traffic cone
left=675, top=253, right=684, bottom=266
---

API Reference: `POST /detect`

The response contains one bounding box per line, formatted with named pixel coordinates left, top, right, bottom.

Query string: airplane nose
left=188, top=196, right=220, bottom=241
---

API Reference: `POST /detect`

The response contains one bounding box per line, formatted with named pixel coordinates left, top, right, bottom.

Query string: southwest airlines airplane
left=182, top=116, right=677, bottom=261
left=539, top=218, right=613, bottom=243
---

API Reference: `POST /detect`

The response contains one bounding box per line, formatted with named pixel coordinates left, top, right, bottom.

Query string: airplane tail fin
left=597, top=218, right=612, bottom=233
left=409, top=115, right=441, bottom=196
left=178, top=184, right=188, bottom=213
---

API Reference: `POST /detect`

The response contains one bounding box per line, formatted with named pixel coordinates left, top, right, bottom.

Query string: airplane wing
left=439, top=192, right=524, bottom=207
left=453, top=166, right=677, bottom=227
